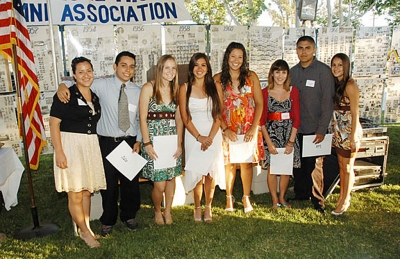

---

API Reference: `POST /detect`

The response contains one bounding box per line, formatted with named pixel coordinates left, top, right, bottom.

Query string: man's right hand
left=57, top=83, right=70, bottom=103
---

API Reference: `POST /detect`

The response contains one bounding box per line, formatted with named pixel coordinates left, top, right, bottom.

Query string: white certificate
left=153, top=135, right=178, bottom=170
left=302, top=134, right=333, bottom=157
left=270, top=148, right=293, bottom=175
left=229, top=135, right=255, bottom=163
left=106, top=141, right=147, bottom=181
left=185, top=141, right=214, bottom=176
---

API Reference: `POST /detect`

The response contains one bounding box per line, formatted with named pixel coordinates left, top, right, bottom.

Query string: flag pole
left=11, top=41, right=58, bottom=241
left=12, top=42, right=58, bottom=240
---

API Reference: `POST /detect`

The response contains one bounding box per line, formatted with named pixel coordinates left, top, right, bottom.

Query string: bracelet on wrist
left=222, top=126, right=229, bottom=133
left=143, top=141, right=152, bottom=146
left=196, top=134, right=201, bottom=141
left=286, top=143, right=294, bottom=147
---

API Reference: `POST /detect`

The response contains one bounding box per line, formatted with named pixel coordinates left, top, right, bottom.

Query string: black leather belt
left=99, top=135, right=135, bottom=142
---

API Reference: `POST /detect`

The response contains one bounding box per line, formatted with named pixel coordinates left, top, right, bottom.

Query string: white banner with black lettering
left=23, top=0, right=191, bottom=25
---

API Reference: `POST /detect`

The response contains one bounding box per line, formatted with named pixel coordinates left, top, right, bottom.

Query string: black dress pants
left=99, top=136, right=141, bottom=226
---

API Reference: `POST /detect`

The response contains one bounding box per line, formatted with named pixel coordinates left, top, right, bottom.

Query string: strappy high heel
left=225, top=195, right=235, bottom=212
left=163, top=212, right=173, bottom=225
left=204, top=205, right=212, bottom=223
left=242, top=195, right=253, bottom=213
left=194, top=206, right=202, bottom=222
left=154, top=210, right=165, bottom=225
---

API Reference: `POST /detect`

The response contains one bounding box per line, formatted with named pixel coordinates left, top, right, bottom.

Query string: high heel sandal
left=163, top=212, right=173, bottom=225
left=225, top=195, right=235, bottom=212
left=331, top=202, right=350, bottom=216
left=242, top=195, right=253, bottom=213
left=204, top=205, right=212, bottom=223
left=77, top=227, right=101, bottom=240
left=154, top=210, right=165, bottom=225
left=79, top=231, right=100, bottom=248
left=343, top=201, right=351, bottom=212
left=194, top=206, right=202, bottom=222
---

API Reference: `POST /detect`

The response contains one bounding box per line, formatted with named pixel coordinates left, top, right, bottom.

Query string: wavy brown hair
left=220, top=42, right=249, bottom=91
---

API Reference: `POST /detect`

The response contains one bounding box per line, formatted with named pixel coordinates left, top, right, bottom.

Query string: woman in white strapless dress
left=179, top=53, right=225, bottom=222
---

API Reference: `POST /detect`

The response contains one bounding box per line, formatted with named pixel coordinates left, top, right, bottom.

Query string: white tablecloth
left=0, top=148, right=24, bottom=210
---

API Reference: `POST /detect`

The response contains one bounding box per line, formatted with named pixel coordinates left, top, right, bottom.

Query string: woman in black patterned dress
left=260, top=60, right=300, bottom=209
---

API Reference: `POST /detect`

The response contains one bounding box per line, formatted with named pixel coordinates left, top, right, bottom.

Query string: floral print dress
left=141, top=97, right=182, bottom=182
left=222, top=77, right=264, bottom=164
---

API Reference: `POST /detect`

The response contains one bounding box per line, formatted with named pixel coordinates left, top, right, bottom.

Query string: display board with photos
left=355, top=77, right=384, bottom=124
left=317, top=27, right=354, bottom=67
left=384, top=77, right=400, bottom=123
left=388, top=26, right=400, bottom=76
left=2, top=24, right=400, bottom=158
left=116, top=24, right=162, bottom=85
left=353, top=27, right=391, bottom=77
left=28, top=26, right=63, bottom=91
left=64, top=25, right=115, bottom=77
left=164, top=25, right=207, bottom=66
left=283, top=28, right=316, bottom=68
left=209, top=25, right=249, bottom=76
left=0, top=95, right=22, bottom=156
left=0, top=56, right=12, bottom=93
left=249, top=26, right=283, bottom=80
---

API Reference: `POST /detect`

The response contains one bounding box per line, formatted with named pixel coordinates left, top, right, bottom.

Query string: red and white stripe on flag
left=0, top=0, right=46, bottom=170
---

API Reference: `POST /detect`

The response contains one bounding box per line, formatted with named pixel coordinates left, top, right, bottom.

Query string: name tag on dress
left=77, top=99, right=87, bottom=106
left=128, top=103, right=137, bottom=112
left=281, top=112, right=290, bottom=120
left=306, top=80, right=315, bottom=87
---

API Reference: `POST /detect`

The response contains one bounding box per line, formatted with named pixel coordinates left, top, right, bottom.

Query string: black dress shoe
left=314, top=206, right=325, bottom=214
left=101, top=224, right=113, bottom=237
left=122, top=218, right=138, bottom=231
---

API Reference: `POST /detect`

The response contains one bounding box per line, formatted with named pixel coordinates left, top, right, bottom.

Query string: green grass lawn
left=1, top=126, right=399, bottom=259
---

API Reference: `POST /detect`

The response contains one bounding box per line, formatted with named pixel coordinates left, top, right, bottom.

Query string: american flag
left=0, top=0, right=46, bottom=170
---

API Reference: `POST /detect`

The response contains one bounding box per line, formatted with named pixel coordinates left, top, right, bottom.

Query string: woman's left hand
left=244, top=125, right=258, bottom=142
left=173, top=146, right=182, bottom=159
left=284, top=145, right=293, bottom=155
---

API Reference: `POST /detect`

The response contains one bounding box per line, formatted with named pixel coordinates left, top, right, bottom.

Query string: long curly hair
left=220, top=42, right=249, bottom=91
left=153, top=55, right=179, bottom=104
left=331, top=53, right=351, bottom=105
left=185, top=53, right=221, bottom=122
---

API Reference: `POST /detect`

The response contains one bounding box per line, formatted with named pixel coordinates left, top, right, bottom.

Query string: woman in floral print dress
left=213, top=42, right=264, bottom=213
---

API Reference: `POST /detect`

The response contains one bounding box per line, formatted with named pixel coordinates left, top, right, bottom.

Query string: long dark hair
left=331, top=53, right=351, bottom=105
left=186, top=53, right=221, bottom=122
left=220, top=42, right=249, bottom=91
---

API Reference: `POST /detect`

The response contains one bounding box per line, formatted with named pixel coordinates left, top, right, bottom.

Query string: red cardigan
left=260, top=86, right=300, bottom=129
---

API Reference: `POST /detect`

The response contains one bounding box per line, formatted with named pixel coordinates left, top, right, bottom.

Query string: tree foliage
left=266, top=0, right=296, bottom=28
left=184, top=0, right=267, bottom=26
left=354, top=0, right=400, bottom=26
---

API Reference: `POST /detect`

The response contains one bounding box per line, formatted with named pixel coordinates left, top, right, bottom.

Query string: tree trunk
left=224, top=1, right=240, bottom=25
left=327, top=0, right=332, bottom=27
left=339, top=0, right=343, bottom=26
